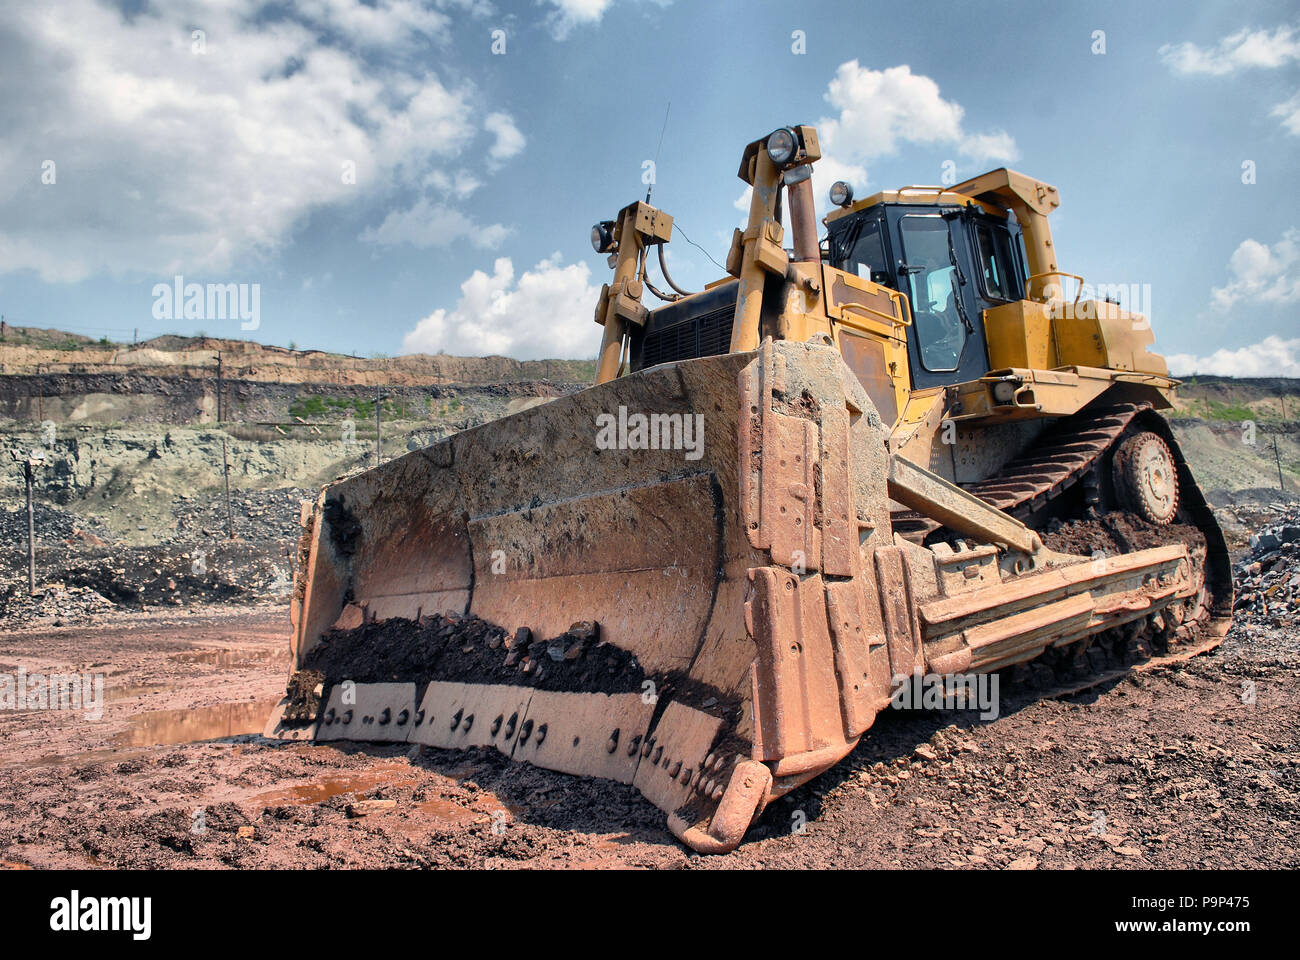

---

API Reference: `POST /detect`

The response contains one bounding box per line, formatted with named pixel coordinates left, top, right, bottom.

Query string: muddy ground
left=0, top=591, right=1294, bottom=870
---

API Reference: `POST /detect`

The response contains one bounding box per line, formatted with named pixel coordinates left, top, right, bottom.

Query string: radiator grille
left=640, top=304, right=735, bottom=369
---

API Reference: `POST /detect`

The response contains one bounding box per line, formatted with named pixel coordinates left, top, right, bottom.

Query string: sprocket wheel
left=1111, top=431, right=1180, bottom=525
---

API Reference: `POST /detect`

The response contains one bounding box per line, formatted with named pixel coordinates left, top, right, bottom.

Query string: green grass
left=289, top=395, right=329, bottom=418
left=289, top=394, right=419, bottom=421
left=1183, top=398, right=1259, bottom=423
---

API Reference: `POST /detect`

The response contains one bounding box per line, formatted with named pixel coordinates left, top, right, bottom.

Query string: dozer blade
left=267, top=341, right=1205, bottom=853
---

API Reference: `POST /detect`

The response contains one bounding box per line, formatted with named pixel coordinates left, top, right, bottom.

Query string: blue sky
left=0, top=0, right=1297, bottom=374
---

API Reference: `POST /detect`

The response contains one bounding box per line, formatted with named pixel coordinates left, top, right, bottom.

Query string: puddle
left=106, top=682, right=171, bottom=702
left=113, top=698, right=280, bottom=748
left=170, top=648, right=285, bottom=668
left=247, top=764, right=508, bottom=832
left=249, top=762, right=417, bottom=807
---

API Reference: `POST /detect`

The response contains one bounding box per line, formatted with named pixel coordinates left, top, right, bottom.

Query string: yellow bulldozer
left=267, top=124, right=1232, bottom=853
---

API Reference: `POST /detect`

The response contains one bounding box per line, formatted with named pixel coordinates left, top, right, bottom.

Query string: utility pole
left=216, top=351, right=223, bottom=423
left=222, top=437, right=234, bottom=539
left=10, top=448, right=46, bottom=595
left=1273, top=434, right=1286, bottom=493
left=374, top=385, right=383, bottom=467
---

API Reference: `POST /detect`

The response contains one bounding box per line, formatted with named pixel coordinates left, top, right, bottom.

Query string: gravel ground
left=0, top=589, right=1294, bottom=870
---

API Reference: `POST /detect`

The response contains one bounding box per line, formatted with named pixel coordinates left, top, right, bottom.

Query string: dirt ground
left=0, top=598, right=1295, bottom=870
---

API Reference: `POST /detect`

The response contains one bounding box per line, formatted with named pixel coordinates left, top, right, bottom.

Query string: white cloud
left=294, top=0, right=451, bottom=48
left=423, top=169, right=484, bottom=199
left=818, top=62, right=1018, bottom=164
left=810, top=61, right=1016, bottom=220
left=1167, top=336, right=1300, bottom=378
left=402, top=253, right=601, bottom=358
left=957, top=131, right=1020, bottom=168
left=541, top=0, right=613, bottom=40
left=820, top=63, right=960, bottom=159
left=1209, top=229, right=1300, bottom=311
left=359, top=197, right=511, bottom=249
left=1272, top=91, right=1300, bottom=135
left=1159, top=25, right=1300, bottom=75
left=484, top=112, right=526, bottom=162
left=0, top=1, right=511, bottom=283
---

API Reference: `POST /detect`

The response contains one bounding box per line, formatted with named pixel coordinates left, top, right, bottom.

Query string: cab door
left=891, top=209, right=989, bottom=389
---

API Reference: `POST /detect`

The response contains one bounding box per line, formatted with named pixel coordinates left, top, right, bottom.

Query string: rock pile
left=1232, top=510, right=1300, bottom=626
left=170, top=487, right=310, bottom=543
left=0, top=583, right=114, bottom=624
left=0, top=502, right=112, bottom=546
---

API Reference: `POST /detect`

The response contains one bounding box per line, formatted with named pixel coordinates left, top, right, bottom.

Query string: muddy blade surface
left=270, top=343, right=896, bottom=851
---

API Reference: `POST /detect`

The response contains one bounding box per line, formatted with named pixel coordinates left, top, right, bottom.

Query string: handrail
left=1026, top=271, right=1084, bottom=305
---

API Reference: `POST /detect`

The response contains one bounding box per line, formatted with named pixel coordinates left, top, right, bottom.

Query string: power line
left=672, top=222, right=727, bottom=274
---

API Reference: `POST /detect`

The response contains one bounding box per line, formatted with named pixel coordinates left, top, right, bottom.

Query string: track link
left=962, top=403, right=1147, bottom=520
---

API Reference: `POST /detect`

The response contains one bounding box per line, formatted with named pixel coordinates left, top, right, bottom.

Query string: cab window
left=833, top=216, right=891, bottom=287
left=974, top=220, right=1021, bottom=302
left=899, top=215, right=965, bottom=372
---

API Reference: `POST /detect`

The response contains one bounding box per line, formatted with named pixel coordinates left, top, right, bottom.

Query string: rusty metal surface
left=888, top=454, right=1042, bottom=555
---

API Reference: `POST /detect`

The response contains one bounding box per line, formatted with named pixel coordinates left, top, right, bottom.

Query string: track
left=962, top=403, right=1146, bottom=520
left=896, top=401, right=1234, bottom=692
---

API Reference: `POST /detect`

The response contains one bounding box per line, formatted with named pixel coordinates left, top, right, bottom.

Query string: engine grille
left=640, top=303, right=735, bottom=369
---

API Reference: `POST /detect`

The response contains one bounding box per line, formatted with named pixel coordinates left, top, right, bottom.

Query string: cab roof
left=823, top=186, right=1004, bottom=226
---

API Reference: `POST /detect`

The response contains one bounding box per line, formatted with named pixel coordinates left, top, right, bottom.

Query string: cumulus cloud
left=1171, top=232, right=1300, bottom=377
left=541, top=0, right=613, bottom=40
left=1209, top=229, right=1300, bottom=311
left=817, top=62, right=1019, bottom=164
left=0, top=1, right=516, bottom=283
left=401, top=253, right=601, bottom=358
left=811, top=61, right=1017, bottom=215
left=1159, top=25, right=1300, bottom=75
left=1167, top=336, right=1300, bottom=378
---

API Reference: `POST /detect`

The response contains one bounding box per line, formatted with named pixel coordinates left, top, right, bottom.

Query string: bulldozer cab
left=826, top=197, right=1031, bottom=390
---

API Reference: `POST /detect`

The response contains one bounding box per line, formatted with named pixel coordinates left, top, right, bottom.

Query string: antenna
left=646, top=101, right=670, bottom=204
